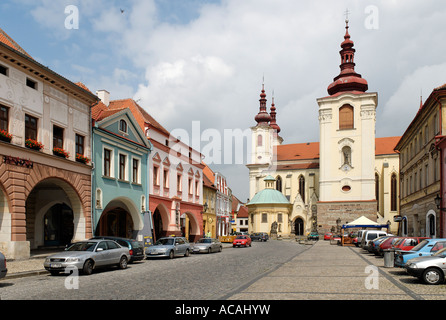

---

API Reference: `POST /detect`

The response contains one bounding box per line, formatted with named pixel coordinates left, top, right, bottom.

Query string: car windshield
left=66, top=242, right=97, bottom=252
left=155, top=238, right=174, bottom=246
left=411, top=240, right=429, bottom=251
left=236, top=236, right=246, bottom=239
left=433, top=247, right=446, bottom=257
left=198, top=239, right=212, bottom=243
left=130, top=240, right=142, bottom=249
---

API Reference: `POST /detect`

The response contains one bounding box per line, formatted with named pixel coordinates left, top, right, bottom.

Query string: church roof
left=276, top=136, right=400, bottom=162
left=247, top=188, right=290, bottom=206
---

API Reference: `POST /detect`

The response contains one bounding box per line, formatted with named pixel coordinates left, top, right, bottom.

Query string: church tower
left=316, top=19, right=378, bottom=233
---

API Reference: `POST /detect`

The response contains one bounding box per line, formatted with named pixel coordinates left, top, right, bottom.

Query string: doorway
left=294, top=218, right=304, bottom=236
left=44, top=203, right=74, bottom=247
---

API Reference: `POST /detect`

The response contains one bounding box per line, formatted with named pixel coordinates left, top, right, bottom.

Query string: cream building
left=247, top=20, right=400, bottom=237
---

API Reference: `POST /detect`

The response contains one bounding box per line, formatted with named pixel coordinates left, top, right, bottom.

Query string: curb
left=3, top=269, right=49, bottom=280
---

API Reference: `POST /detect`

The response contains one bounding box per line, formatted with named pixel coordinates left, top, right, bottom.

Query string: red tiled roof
left=0, top=27, right=31, bottom=57
left=237, top=206, right=249, bottom=218
left=276, top=137, right=400, bottom=162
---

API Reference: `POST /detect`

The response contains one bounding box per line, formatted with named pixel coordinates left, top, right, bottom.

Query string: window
left=425, top=164, right=429, bottom=187
left=26, top=78, right=37, bottom=90
left=119, top=154, right=127, bottom=180
left=433, top=114, right=439, bottom=135
left=0, top=64, right=8, bottom=76
left=163, top=169, right=169, bottom=188
left=119, top=119, right=127, bottom=133
left=261, top=213, right=268, bottom=223
left=103, top=149, right=111, bottom=177
left=132, top=159, right=139, bottom=184
left=195, top=180, right=199, bottom=196
left=188, top=178, right=193, bottom=194
left=0, top=105, right=8, bottom=132
left=95, top=189, right=102, bottom=209
left=299, top=175, right=305, bottom=202
left=153, top=165, right=159, bottom=186
left=278, top=213, right=283, bottom=223
left=275, top=176, right=282, bottom=192
left=25, top=114, right=38, bottom=140
left=339, top=105, right=354, bottom=130
left=75, top=134, right=85, bottom=156
left=177, top=174, right=182, bottom=192
left=53, top=125, right=64, bottom=149
left=257, top=134, right=263, bottom=146
left=391, top=174, right=397, bottom=211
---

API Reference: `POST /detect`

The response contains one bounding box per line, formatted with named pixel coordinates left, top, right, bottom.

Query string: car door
left=94, top=241, right=109, bottom=267
left=106, top=241, right=122, bottom=265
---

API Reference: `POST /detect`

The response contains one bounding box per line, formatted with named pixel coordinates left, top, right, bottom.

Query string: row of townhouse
left=0, top=27, right=240, bottom=260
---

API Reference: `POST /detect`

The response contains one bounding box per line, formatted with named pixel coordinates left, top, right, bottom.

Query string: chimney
left=96, top=90, right=110, bottom=107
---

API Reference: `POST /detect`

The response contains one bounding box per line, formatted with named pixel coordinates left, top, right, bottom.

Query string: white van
left=356, top=230, right=368, bottom=247
left=361, top=230, right=388, bottom=250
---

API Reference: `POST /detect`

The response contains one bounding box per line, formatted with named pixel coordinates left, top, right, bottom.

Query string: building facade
left=395, top=84, right=446, bottom=238
left=0, top=28, right=98, bottom=259
left=91, top=91, right=152, bottom=242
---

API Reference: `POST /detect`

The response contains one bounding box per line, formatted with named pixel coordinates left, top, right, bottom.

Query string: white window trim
left=103, top=147, right=114, bottom=178
left=132, top=156, right=141, bottom=184
left=118, top=151, right=129, bottom=181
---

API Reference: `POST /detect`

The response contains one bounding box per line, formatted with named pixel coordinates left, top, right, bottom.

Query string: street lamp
left=435, top=194, right=446, bottom=211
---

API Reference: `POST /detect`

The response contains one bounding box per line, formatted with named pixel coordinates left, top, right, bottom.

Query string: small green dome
left=248, top=188, right=290, bottom=205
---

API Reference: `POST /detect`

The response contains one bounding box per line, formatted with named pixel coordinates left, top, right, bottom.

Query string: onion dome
left=255, top=84, right=272, bottom=125
left=327, top=19, right=368, bottom=96
left=269, top=95, right=281, bottom=133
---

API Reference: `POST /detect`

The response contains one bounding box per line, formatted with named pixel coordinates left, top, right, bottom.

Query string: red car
left=377, top=236, right=402, bottom=255
left=324, top=233, right=333, bottom=240
left=392, top=237, right=430, bottom=251
left=233, top=235, right=252, bottom=247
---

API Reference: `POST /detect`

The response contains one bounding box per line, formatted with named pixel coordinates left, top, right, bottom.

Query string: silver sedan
left=191, top=238, right=223, bottom=254
left=44, top=239, right=130, bottom=276
left=405, top=247, right=446, bottom=285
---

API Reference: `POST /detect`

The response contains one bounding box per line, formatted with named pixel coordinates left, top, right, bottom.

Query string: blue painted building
left=91, top=90, right=152, bottom=241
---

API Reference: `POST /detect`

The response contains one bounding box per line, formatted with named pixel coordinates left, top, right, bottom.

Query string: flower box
left=25, top=139, right=43, bottom=151
left=53, top=147, right=69, bottom=159
left=76, top=153, right=90, bottom=164
left=0, top=129, right=12, bottom=143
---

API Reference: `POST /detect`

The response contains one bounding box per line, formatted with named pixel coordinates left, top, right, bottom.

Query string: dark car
left=250, top=232, right=269, bottom=242
left=91, top=236, right=144, bottom=263
left=0, top=251, right=7, bottom=279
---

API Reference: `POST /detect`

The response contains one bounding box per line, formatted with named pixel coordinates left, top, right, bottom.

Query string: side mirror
left=97, top=248, right=104, bottom=252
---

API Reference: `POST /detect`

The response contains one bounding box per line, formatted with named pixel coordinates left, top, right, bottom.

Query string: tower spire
left=255, top=81, right=271, bottom=126
left=269, top=91, right=281, bottom=134
left=327, top=18, right=368, bottom=96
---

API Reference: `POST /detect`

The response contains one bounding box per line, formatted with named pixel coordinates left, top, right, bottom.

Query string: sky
left=1, top=0, right=446, bottom=202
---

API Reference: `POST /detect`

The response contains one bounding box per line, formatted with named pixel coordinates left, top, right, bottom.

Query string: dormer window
left=119, top=119, right=128, bottom=133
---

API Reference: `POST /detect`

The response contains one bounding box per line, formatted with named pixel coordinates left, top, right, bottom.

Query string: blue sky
left=1, top=0, right=446, bottom=201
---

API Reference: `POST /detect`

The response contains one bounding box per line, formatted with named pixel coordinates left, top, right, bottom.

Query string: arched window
left=427, top=211, right=436, bottom=238
left=119, top=119, right=128, bottom=133
left=339, top=104, right=354, bottom=130
left=391, top=173, right=397, bottom=211
left=257, top=134, right=263, bottom=146
left=299, top=175, right=305, bottom=203
left=276, top=176, right=282, bottom=192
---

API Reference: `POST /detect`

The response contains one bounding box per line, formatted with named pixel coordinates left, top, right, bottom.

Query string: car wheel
left=118, top=256, right=128, bottom=269
left=82, top=259, right=94, bottom=275
left=422, top=268, right=444, bottom=285
left=169, top=250, right=175, bottom=259
left=50, top=270, right=60, bottom=276
left=184, top=249, right=190, bottom=257
left=208, top=248, right=212, bottom=254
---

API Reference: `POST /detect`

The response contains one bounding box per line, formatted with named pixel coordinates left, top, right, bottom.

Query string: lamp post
left=435, top=194, right=446, bottom=211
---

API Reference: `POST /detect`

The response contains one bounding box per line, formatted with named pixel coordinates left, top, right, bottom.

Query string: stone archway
left=152, top=203, right=170, bottom=241
left=294, top=217, right=305, bottom=236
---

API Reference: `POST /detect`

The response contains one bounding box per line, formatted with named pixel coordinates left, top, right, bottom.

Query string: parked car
left=392, top=237, right=429, bottom=252
left=0, top=251, right=7, bottom=279
left=191, top=238, right=222, bottom=254
left=307, top=232, right=319, bottom=241
left=361, top=230, right=389, bottom=250
left=250, top=232, right=269, bottom=242
left=405, top=247, right=446, bottom=285
left=91, top=236, right=144, bottom=263
left=356, top=230, right=367, bottom=246
left=44, top=239, right=130, bottom=276
left=395, top=238, right=446, bottom=267
left=377, top=236, right=402, bottom=256
left=324, top=232, right=333, bottom=240
left=146, top=237, right=191, bottom=259
left=233, top=235, right=252, bottom=247
left=368, top=236, right=392, bottom=254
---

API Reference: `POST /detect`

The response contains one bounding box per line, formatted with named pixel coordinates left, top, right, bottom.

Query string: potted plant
left=25, top=138, right=43, bottom=151
left=76, top=153, right=90, bottom=164
left=53, top=147, right=69, bottom=159
left=0, top=129, right=12, bottom=143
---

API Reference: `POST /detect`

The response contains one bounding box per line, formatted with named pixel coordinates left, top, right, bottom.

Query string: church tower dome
left=254, top=84, right=272, bottom=125
left=327, top=19, right=368, bottom=96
